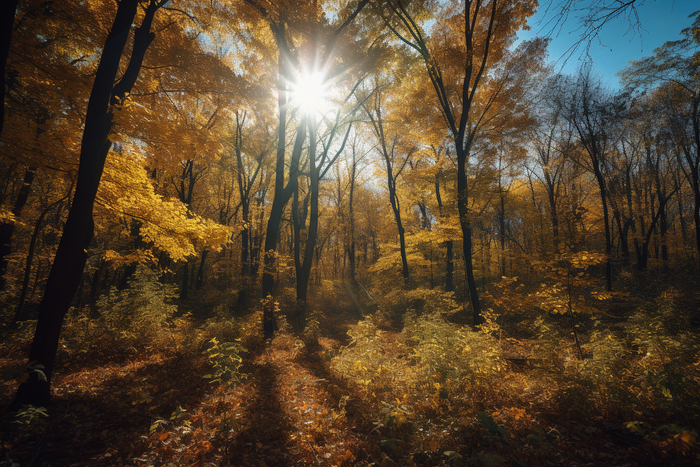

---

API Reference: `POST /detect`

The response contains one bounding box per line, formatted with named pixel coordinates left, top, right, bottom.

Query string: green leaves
left=203, top=337, right=248, bottom=387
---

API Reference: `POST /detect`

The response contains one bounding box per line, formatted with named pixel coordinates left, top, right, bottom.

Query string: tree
left=561, top=66, right=626, bottom=291
left=362, top=86, right=412, bottom=286
left=231, top=110, right=273, bottom=305
left=379, top=0, right=542, bottom=324
left=14, top=0, right=167, bottom=407
left=620, top=11, right=700, bottom=264
left=0, top=0, right=19, bottom=139
left=242, top=0, right=371, bottom=337
left=530, top=75, right=576, bottom=253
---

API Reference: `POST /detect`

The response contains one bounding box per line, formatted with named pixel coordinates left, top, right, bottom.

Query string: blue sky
left=517, top=0, right=699, bottom=87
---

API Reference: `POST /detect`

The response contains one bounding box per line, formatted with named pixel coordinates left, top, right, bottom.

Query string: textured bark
left=296, top=121, right=319, bottom=303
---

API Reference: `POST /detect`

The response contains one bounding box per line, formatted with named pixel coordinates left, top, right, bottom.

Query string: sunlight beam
left=290, top=68, right=330, bottom=116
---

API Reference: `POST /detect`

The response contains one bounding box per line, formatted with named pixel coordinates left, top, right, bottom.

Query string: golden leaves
left=97, top=150, right=232, bottom=262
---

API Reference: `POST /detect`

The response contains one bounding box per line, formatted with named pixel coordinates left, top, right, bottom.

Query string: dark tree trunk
left=637, top=192, right=674, bottom=270
left=0, top=167, right=35, bottom=289
left=13, top=192, right=69, bottom=323
left=180, top=262, right=189, bottom=300
left=296, top=121, right=319, bottom=303
left=293, top=186, right=309, bottom=300
left=457, top=147, right=482, bottom=325
left=195, top=250, right=208, bottom=290
left=545, top=174, right=560, bottom=252
left=262, top=113, right=305, bottom=338
left=0, top=0, right=18, bottom=138
left=593, top=164, right=613, bottom=292
left=364, top=98, right=409, bottom=286
left=348, top=160, right=356, bottom=281
left=613, top=210, right=630, bottom=260
left=13, top=0, right=149, bottom=408
left=387, top=171, right=409, bottom=286
left=434, top=170, right=454, bottom=291
left=499, top=189, right=506, bottom=277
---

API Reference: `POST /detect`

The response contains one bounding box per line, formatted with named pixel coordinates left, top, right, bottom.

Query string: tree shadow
left=221, top=360, right=297, bottom=466
left=293, top=345, right=384, bottom=460
left=1, top=352, right=210, bottom=466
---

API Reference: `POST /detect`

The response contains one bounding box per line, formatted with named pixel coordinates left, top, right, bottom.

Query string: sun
left=290, top=69, right=330, bottom=116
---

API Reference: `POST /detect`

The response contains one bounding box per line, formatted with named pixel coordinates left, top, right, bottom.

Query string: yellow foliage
left=96, top=150, right=232, bottom=262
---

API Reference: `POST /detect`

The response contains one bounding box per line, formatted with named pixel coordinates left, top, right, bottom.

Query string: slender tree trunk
left=0, top=167, right=35, bottom=289
left=13, top=0, right=149, bottom=408
left=195, top=250, right=207, bottom=290
left=594, top=166, right=613, bottom=292
left=297, top=120, right=318, bottom=303
left=348, top=158, right=356, bottom=281
left=388, top=176, right=409, bottom=286
left=499, top=188, right=506, bottom=277
left=180, top=262, right=189, bottom=300
left=638, top=193, right=674, bottom=270
left=434, top=171, right=453, bottom=291
left=546, top=187, right=560, bottom=252
left=457, top=147, right=482, bottom=325
left=262, top=116, right=305, bottom=338
left=13, top=195, right=64, bottom=323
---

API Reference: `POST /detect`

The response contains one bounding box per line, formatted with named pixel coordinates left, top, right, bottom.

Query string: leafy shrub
left=332, top=310, right=503, bottom=410
left=625, top=295, right=700, bottom=422
left=199, top=302, right=263, bottom=353
left=374, top=287, right=462, bottom=327
left=93, top=265, right=177, bottom=342
left=402, top=311, right=502, bottom=391
left=203, top=337, right=248, bottom=387
left=331, top=314, right=408, bottom=394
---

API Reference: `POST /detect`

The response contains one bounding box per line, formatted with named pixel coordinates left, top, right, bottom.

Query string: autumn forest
left=1, top=0, right=700, bottom=465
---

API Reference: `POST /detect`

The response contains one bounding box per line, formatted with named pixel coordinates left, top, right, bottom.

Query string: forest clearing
left=1, top=0, right=700, bottom=465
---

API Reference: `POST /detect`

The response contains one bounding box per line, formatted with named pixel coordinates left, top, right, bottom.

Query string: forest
left=0, top=0, right=699, bottom=465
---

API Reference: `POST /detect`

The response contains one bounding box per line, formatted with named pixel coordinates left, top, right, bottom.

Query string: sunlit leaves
left=97, top=150, right=232, bottom=262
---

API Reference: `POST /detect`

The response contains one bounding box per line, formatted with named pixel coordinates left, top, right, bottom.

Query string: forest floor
left=1, top=285, right=699, bottom=466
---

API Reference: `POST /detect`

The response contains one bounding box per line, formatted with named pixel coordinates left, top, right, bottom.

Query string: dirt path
left=217, top=332, right=382, bottom=466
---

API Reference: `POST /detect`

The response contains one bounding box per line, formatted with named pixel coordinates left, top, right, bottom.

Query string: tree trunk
left=348, top=160, right=356, bottom=281
left=434, top=171, right=454, bottom=291
left=0, top=167, right=35, bottom=289
left=457, top=147, right=482, bottom=325
left=13, top=0, right=147, bottom=408
left=593, top=160, right=613, bottom=292
left=195, top=250, right=208, bottom=290
left=262, top=116, right=306, bottom=338
left=297, top=120, right=319, bottom=303
left=0, top=0, right=18, bottom=138
left=180, top=262, right=189, bottom=300
left=13, top=193, right=69, bottom=323
left=499, top=188, right=506, bottom=277
left=388, top=176, right=409, bottom=286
